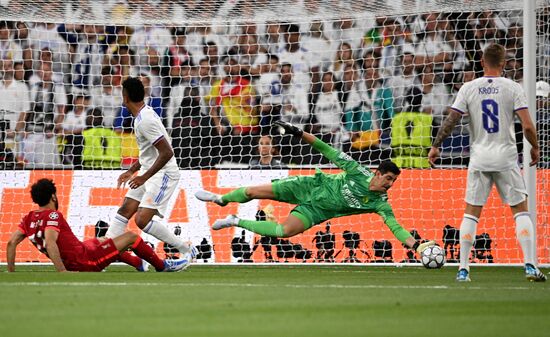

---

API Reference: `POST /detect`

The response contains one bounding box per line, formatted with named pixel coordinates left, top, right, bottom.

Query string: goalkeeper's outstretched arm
left=274, top=121, right=360, bottom=172
left=377, top=203, right=435, bottom=254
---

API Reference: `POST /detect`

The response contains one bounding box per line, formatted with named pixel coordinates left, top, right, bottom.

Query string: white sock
left=459, top=214, right=478, bottom=271
left=514, top=212, right=536, bottom=266
left=142, top=220, right=190, bottom=254
left=105, top=214, right=129, bottom=238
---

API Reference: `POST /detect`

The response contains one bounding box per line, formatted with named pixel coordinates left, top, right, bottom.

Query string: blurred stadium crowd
left=0, top=0, right=549, bottom=169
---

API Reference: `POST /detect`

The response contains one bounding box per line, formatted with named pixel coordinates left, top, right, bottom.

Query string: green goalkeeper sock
left=238, top=219, right=285, bottom=237
left=221, top=187, right=251, bottom=204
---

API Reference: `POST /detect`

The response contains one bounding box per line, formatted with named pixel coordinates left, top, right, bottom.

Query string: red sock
left=118, top=251, right=142, bottom=270
left=131, top=237, right=165, bottom=271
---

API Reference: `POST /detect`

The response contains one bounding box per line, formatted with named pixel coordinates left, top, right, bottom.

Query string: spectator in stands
left=114, top=73, right=163, bottom=133
left=18, top=62, right=66, bottom=168
left=169, top=61, right=213, bottom=169
left=0, top=58, right=30, bottom=155
left=13, top=61, right=25, bottom=82
left=103, top=26, right=132, bottom=71
left=329, top=42, right=354, bottom=81
left=362, top=65, right=394, bottom=133
left=161, top=27, right=192, bottom=100
left=387, top=52, right=419, bottom=113
left=129, top=24, right=171, bottom=71
left=61, top=94, right=92, bottom=167
left=208, top=56, right=258, bottom=164
left=261, top=21, right=283, bottom=55
left=186, top=24, right=228, bottom=61
left=166, top=60, right=194, bottom=129
left=0, top=21, right=23, bottom=64
left=361, top=48, right=381, bottom=72
left=202, top=41, right=222, bottom=77
left=473, top=11, right=501, bottom=51
left=82, top=108, right=121, bottom=169
left=249, top=135, right=285, bottom=169
left=107, top=44, right=137, bottom=86
left=29, top=22, right=70, bottom=84
left=91, top=66, right=122, bottom=128
left=278, top=24, right=316, bottom=89
left=233, top=34, right=267, bottom=77
left=505, top=58, right=523, bottom=84
left=256, top=54, right=283, bottom=134
left=71, top=24, right=105, bottom=93
left=341, top=65, right=377, bottom=155
left=439, top=19, right=470, bottom=83
left=143, top=47, right=163, bottom=98
left=196, top=58, right=218, bottom=116
left=414, top=12, right=453, bottom=75
left=326, top=18, right=364, bottom=54
left=13, top=21, right=33, bottom=81
left=502, top=22, right=523, bottom=62
left=418, top=68, right=451, bottom=127
left=311, top=72, right=343, bottom=158
left=451, top=65, right=476, bottom=95
left=301, top=20, right=332, bottom=71
left=30, top=47, right=63, bottom=86
left=279, top=63, right=310, bottom=129
left=379, top=17, right=409, bottom=79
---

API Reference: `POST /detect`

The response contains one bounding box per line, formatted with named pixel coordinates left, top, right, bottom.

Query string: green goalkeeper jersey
left=273, top=138, right=412, bottom=244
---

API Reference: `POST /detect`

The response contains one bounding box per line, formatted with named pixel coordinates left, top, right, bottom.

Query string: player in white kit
left=429, top=44, right=546, bottom=282
left=105, top=77, right=194, bottom=261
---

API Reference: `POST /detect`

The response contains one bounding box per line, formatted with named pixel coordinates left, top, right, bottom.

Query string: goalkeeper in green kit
left=195, top=121, right=434, bottom=253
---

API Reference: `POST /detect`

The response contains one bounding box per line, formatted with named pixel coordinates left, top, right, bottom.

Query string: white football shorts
left=125, top=171, right=180, bottom=218
left=465, top=166, right=527, bottom=206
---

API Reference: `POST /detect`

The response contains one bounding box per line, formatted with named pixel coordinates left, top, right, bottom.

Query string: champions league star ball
left=421, top=245, right=446, bottom=269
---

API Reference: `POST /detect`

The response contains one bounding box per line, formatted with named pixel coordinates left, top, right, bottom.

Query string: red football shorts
left=77, top=238, right=120, bottom=272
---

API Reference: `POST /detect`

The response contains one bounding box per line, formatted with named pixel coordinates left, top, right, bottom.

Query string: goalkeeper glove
left=273, top=120, right=303, bottom=137
left=413, top=240, right=436, bottom=254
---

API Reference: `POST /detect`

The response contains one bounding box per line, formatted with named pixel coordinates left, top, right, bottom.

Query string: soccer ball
left=421, top=245, right=445, bottom=269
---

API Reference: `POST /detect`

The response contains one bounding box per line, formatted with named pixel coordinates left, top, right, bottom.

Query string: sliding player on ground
left=6, top=178, right=189, bottom=272
left=428, top=43, right=546, bottom=282
left=196, top=120, right=435, bottom=255
left=104, top=77, right=194, bottom=259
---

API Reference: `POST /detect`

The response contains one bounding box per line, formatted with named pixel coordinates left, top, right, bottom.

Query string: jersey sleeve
left=44, top=211, right=62, bottom=232
left=310, top=138, right=366, bottom=174
left=138, top=117, right=165, bottom=146
left=18, top=215, right=28, bottom=235
left=513, top=84, right=528, bottom=112
left=450, top=84, right=468, bottom=115
left=376, top=202, right=413, bottom=245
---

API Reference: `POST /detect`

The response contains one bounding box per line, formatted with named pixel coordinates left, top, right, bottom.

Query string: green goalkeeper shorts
left=272, top=175, right=322, bottom=230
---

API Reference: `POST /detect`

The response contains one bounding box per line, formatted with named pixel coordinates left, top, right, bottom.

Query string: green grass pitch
left=1, top=265, right=549, bottom=337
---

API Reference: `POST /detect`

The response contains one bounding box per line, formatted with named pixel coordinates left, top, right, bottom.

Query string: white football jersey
left=451, top=76, right=527, bottom=171
left=134, top=105, right=180, bottom=179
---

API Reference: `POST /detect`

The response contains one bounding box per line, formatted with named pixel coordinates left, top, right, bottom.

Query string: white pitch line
left=0, top=282, right=542, bottom=291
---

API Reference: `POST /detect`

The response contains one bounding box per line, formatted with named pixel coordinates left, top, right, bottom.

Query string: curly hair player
left=6, top=178, right=190, bottom=272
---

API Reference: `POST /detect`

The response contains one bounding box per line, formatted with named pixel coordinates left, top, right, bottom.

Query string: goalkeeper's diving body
left=196, top=121, right=434, bottom=253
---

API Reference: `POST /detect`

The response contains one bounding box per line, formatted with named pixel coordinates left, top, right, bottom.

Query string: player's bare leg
left=104, top=197, right=140, bottom=238
left=195, top=184, right=276, bottom=206
left=457, top=203, right=483, bottom=282
left=510, top=200, right=546, bottom=282
left=134, top=207, right=194, bottom=257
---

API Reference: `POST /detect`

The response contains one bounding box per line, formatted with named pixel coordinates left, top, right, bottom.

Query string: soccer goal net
left=0, top=0, right=548, bottom=265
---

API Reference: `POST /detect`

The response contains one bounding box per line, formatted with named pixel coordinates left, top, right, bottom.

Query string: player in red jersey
left=6, top=178, right=190, bottom=272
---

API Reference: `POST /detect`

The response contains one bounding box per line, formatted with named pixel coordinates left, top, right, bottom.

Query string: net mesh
left=0, top=0, right=549, bottom=265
